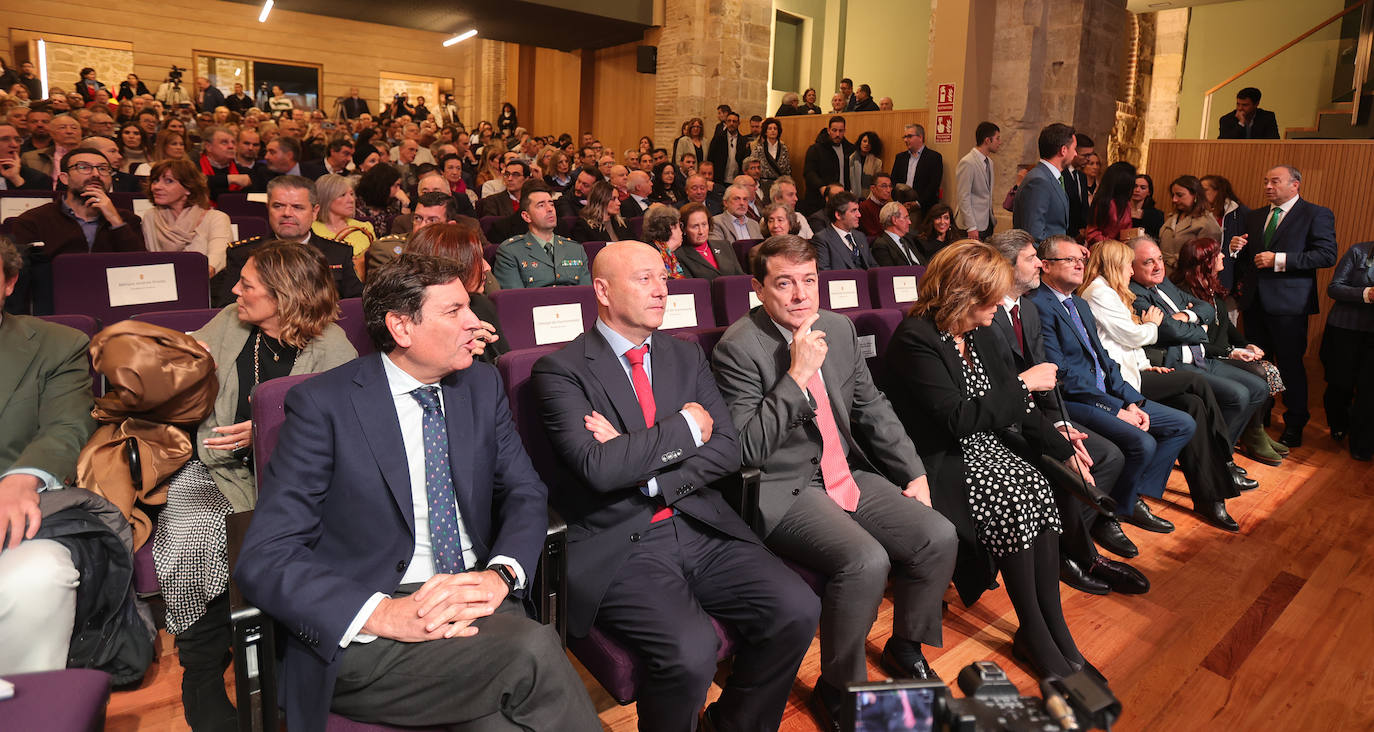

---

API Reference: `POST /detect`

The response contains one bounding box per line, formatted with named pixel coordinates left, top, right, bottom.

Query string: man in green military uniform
left=492, top=181, right=590, bottom=289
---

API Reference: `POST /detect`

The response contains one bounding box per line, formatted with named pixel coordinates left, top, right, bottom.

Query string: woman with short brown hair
left=142, top=158, right=231, bottom=275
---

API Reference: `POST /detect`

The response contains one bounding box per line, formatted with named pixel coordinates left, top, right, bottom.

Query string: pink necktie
left=626, top=345, right=673, bottom=522
left=806, top=372, right=861, bottom=512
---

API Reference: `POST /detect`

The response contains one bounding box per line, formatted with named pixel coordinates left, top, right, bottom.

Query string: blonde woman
left=1079, top=239, right=1163, bottom=388
left=142, top=158, right=232, bottom=276
left=310, top=173, right=375, bottom=280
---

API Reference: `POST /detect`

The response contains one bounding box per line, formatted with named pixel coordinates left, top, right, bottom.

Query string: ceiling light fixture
left=258, top=0, right=274, bottom=22
left=443, top=29, right=478, bottom=47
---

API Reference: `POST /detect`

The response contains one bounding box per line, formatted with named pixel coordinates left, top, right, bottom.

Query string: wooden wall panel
left=589, top=36, right=657, bottom=163
left=527, top=47, right=582, bottom=141
left=776, top=109, right=930, bottom=198
left=1146, top=140, right=1374, bottom=352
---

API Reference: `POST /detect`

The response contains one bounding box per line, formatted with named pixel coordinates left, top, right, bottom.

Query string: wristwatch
left=488, top=563, right=518, bottom=592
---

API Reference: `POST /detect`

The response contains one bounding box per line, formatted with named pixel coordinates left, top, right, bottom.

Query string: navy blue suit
left=1030, top=286, right=1194, bottom=511
left=1012, top=163, right=1069, bottom=241
left=234, top=354, right=554, bottom=732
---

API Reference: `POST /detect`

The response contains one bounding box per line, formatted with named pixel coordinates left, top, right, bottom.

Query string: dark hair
left=679, top=202, right=711, bottom=231
left=716, top=104, right=731, bottom=113
left=356, top=164, right=402, bottom=208
left=870, top=172, right=893, bottom=187
left=1037, top=123, right=1076, bottom=159
left=975, top=121, right=1000, bottom=146
left=1169, top=175, right=1208, bottom=218
left=265, top=174, right=318, bottom=206
left=650, top=161, right=683, bottom=200
left=749, top=115, right=762, bottom=123
left=1200, top=175, right=1244, bottom=217
left=856, top=131, right=883, bottom=157
left=642, top=203, right=680, bottom=245
left=271, top=135, right=301, bottom=163
left=1136, top=173, right=1158, bottom=210
left=1236, top=87, right=1261, bottom=104
left=519, top=179, right=550, bottom=212
left=1173, top=237, right=1227, bottom=299
left=726, top=112, right=740, bottom=122
left=326, top=137, right=354, bottom=154
left=1074, top=133, right=1094, bottom=149
left=840, top=77, right=854, bottom=86
left=752, top=234, right=816, bottom=280
left=413, top=191, right=468, bottom=223
left=503, top=158, right=530, bottom=178
left=858, top=84, right=871, bottom=95
left=363, top=254, right=467, bottom=353
left=829, top=115, right=846, bottom=128
left=826, top=190, right=858, bottom=223
left=917, top=203, right=955, bottom=240
left=761, top=117, right=782, bottom=138
left=438, top=152, right=463, bottom=171
left=1088, top=161, right=1138, bottom=232
left=0, top=235, right=22, bottom=282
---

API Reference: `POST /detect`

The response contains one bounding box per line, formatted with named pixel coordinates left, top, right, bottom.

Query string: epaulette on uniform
left=228, top=234, right=265, bottom=249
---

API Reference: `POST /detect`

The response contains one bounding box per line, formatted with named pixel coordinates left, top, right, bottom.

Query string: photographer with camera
left=155, top=65, right=192, bottom=108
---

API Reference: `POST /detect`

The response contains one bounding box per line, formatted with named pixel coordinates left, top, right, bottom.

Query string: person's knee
left=841, top=537, right=892, bottom=588
left=645, top=620, right=720, bottom=690
left=0, top=540, right=78, bottom=607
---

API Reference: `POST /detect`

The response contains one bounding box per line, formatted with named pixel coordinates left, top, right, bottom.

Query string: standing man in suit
left=1231, top=165, right=1338, bottom=446
left=1032, top=235, right=1194, bottom=538
left=955, top=122, right=1001, bottom=240
left=1012, top=123, right=1075, bottom=242
left=870, top=202, right=927, bottom=267
left=0, top=236, right=97, bottom=673
left=340, top=87, right=370, bottom=120
left=812, top=191, right=877, bottom=271
left=707, top=111, right=747, bottom=183
left=235, top=254, right=598, bottom=732
left=710, top=183, right=764, bottom=243
left=891, top=124, right=943, bottom=214
left=533, top=242, right=819, bottom=732
left=803, top=116, right=855, bottom=214
left=1218, top=87, right=1280, bottom=140
left=711, top=235, right=957, bottom=730
left=193, top=77, right=226, bottom=114
left=1062, top=134, right=1094, bottom=238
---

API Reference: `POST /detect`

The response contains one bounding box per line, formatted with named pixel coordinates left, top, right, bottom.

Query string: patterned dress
left=947, top=331, right=1061, bottom=557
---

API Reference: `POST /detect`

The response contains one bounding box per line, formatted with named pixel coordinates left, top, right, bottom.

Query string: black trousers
left=1054, top=428, right=1125, bottom=567
left=1140, top=370, right=1238, bottom=505
left=1243, top=308, right=1312, bottom=426
left=1321, top=324, right=1374, bottom=453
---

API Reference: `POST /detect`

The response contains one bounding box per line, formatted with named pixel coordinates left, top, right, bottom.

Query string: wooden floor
left=107, top=409, right=1374, bottom=731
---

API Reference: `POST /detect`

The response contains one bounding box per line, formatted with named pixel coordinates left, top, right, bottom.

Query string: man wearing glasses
left=6, top=148, right=145, bottom=315
left=476, top=159, right=528, bottom=219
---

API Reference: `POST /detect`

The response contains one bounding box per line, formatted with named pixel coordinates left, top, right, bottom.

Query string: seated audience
left=534, top=241, right=819, bottom=732
left=353, top=163, right=407, bottom=238
left=648, top=161, right=684, bottom=205
left=0, top=122, right=51, bottom=189
left=622, top=170, right=653, bottom=217
left=642, top=203, right=687, bottom=279
left=476, top=158, right=527, bottom=218
left=118, top=122, right=149, bottom=172
left=677, top=202, right=744, bottom=281
left=871, top=201, right=927, bottom=266
left=401, top=221, right=508, bottom=363
left=492, top=181, right=590, bottom=288
left=142, top=158, right=231, bottom=276
left=710, top=183, right=763, bottom=243
left=235, top=253, right=599, bottom=732
left=571, top=180, right=632, bottom=243
left=22, top=112, right=81, bottom=178
left=152, top=127, right=190, bottom=164
left=712, top=235, right=956, bottom=728
left=311, top=173, right=374, bottom=258
left=812, top=191, right=877, bottom=270
left=250, top=136, right=303, bottom=190
left=302, top=137, right=355, bottom=180
left=1158, top=175, right=1221, bottom=273
left=767, top=176, right=812, bottom=238
left=858, top=172, right=894, bottom=238
left=557, top=167, right=599, bottom=219
left=365, top=192, right=471, bottom=276
left=1321, top=239, right=1374, bottom=461
left=762, top=201, right=794, bottom=237
left=197, top=126, right=251, bottom=201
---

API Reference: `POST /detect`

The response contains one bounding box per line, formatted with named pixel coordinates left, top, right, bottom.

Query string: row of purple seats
left=50, top=251, right=210, bottom=325
left=216, top=192, right=267, bottom=219
left=129, top=298, right=373, bottom=356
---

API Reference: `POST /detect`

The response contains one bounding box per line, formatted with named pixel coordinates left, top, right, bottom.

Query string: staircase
left=1286, top=93, right=1374, bottom=138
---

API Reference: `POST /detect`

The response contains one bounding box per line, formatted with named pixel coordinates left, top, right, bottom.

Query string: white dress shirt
left=1081, top=278, right=1157, bottom=390
left=903, top=147, right=923, bottom=187
left=1265, top=195, right=1299, bottom=272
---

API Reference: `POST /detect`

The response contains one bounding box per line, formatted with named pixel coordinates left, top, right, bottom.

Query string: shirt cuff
left=643, top=477, right=660, bottom=498
left=1184, top=310, right=1199, bottom=323
left=679, top=409, right=705, bottom=447
left=2, top=468, right=62, bottom=493
left=487, top=555, right=526, bottom=590
left=1274, top=252, right=1286, bottom=272
left=340, top=592, right=386, bottom=647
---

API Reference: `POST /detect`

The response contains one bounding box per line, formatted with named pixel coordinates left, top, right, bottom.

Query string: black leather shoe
left=1229, top=467, right=1259, bottom=491
left=1087, top=556, right=1149, bottom=594
left=808, top=678, right=844, bottom=732
left=881, top=638, right=940, bottom=681
left=1059, top=557, right=1110, bottom=595
left=1226, top=461, right=1248, bottom=476
left=1070, top=658, right=1111, bottom=687
left=1352, top=446, right=1372, bottom=462
left=1121, top=498, right=1174, bottom=533
left=1090, top=517, right=1139, bottom=558
left=1194, top=501, right=1240, bottom=532
left=1279, top=425, right=1304, bottom=448
left=700, top=703, right=721, bottom=732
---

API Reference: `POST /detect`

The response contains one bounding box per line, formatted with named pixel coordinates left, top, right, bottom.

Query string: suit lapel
left=649, top=334, right=682, bottom=424
left=1272, top=199, right=1304, bottom=250
left=440, top=371, right=479, bottom=554
left=0, top=317, right=39, bottom=419
left=992, top=307, right=1022, bottom=360
left=584, top=330, right=648, bottom=431
left=351, top=354, right=416, bottom=534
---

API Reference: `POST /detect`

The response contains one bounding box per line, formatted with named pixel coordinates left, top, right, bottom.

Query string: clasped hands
left=1229, top=235, right=1275, bottom=269
left=362, top=570, right=508, bottom=642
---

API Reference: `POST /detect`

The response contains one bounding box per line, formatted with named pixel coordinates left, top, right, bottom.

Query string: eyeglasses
left=1042, top=256, right=1086, bottom=265
left=68, top=162, right=113, bottom=175
left=502, top=171, right=524, bottom=178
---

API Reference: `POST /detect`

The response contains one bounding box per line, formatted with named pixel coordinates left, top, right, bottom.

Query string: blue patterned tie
left=410, top=386, right=465, bottom=574
left=1062, top=298, right=1107, bottom=393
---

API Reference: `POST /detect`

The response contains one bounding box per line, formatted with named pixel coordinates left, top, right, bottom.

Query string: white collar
left=1270, top=195, right=1299, bottom=214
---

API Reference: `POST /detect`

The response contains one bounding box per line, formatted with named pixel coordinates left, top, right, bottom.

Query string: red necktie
left=806, top=372, right=861, bottom=512
left=1009, top=304, right=1024, bottom=353
left=626, top=345, right=674, bottom=522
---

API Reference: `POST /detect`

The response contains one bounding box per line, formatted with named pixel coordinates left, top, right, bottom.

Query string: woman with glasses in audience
left=674, top=117, right=707, bottom=169
left=642, top=203, right=687, bottom=279
left=1129, top=173, right=1164, bottom=240
left=848, top=131, right=883, bottom=198
left=312, top=174, right=375, bottom=279
left=649, top=161, right=685, bottom=205
left=117, top=122, right=149, bottom=173
left=752, top=117, right=791, bottom=193
left=1084, top=161, right=1138, bottom=246
left=916, top=202, right=956, bottom=260
left=402, top=221, right=507, bottom=363
left=142, top=158, right=231, bottom=277
left=801, top=87, right=823, bottom=115
left=677, top=202, right=745, bottom=281
left=1159, top=175, right=1221, bottom=273
left=1320, top=239, right=1374, bottom=461
left=354, top=164, right=407, bottom=238
left=887, top=241, right=1101, bottom=682
left=572, top=180, right=633, bottom=243
left=157, top=242, right=355, bottom=731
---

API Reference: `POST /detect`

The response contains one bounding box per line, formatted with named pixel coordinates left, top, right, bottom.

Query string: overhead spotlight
left=443, top=29, right=478, bottom=47
left=258, top=0, right=274, bottom=22
left=37, top=39, right=50, bottom=98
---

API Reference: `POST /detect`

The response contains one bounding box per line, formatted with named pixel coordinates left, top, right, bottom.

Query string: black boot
left=174, top=594, right=237, bottom=732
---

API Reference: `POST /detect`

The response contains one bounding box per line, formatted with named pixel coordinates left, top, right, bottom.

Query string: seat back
left=216, top=193, right=267, bottom=219
left=37, top=313, right=99, bottom=337
left=489, top=286, right=597, bottom=352
left=130, top=308, right=220, bottom=334
left=661, top=278, right=714, bottom=332
left=479, top=215, right=503, bottom=239
left=710, top=275, right=759, bottom=326
left=250, top=373, right=318, bottom=481
left=230, top=216, right=270, bottom=241
left=581, top=241, right=607, bottom=268
left=817, top=269, right=872, bottom=312
left=731, top=238, right=763, bottom=271
left=868, top=265, right=925, bottom=311
left=336, top=297, right=373, bottom=356
left=52, top=251, right=211, bottom=324
left=670, top=326, right=729, bottom=359
left=626, top=216, right=644, bottom=239
left=847, top=308, right=905, bottom=387
left=0, top=191, right=58, bottom=222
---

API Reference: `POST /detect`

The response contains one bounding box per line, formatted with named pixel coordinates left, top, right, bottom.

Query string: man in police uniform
left=492, top=181, right=590, bottom=289
left=212, top=175, right=363, bottom=306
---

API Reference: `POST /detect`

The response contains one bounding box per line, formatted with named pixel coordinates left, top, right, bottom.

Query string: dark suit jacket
left=299, top=160, right=329, bottom=181
left=1011, top=163, right=1069, bottom=241
left=851, top=97, right=879, bottom=112
left=707, top=132, right=749, bottom=180
left=620, top=195, right=650, bottom=220
left=677, top=239, right=745, bottom=281
left=1327, top=241, right=1374, bottom=332
left=1128, top=279, right=1208, bottom=367
left=197, top=85, right=227, bottom=113
left=1233, top=198, right=1338, bottom=315
left=570, top=217, right=632, bottom=244
left=7, top=200, right=144, bottom=315
left=803, top=139, right=855, bottom=212
left=531, top=327, right=755, bottom=636
left=1030, top=285, right=1144, bottom=413
left=988, top=296, right=1068, bottom=425
left=891, top=148, right=944, bottom=212
left=1218, top=109, right=1280, bottom=139
left=476, top=191, right=516, bottom=219
left=234, top=354, right=549, bottom=732
left=812, top=225, right=877, bottom=271
left=341, top=97, right=371, bottom=119
left=1063, top=167, right=1090, bottom=237
left=5, top=165, right=52, bottom=190
left=870, top=230, right=926, bottom=267
left=212, top=233, right=362, bottom=307
left=555, top=195, right=586, bottom=220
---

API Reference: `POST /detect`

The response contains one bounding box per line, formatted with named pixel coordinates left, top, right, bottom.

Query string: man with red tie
left=532, top=242, right=819, bottom=732
left=711, top=235, right=957, bottom=732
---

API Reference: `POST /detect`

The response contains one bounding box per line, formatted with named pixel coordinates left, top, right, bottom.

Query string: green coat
left=492, top=232, right=591, bottom=289
left=193, top=305, right=357, bottom=512
left=0, top=315, right=96, bottom=484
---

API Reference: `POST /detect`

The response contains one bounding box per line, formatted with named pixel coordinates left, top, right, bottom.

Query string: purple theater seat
left=868, top=265, right=925, bottom=311
left=336, top=297, right=373, bottom=356
left=52, top=251, right=210, bottom=325
left=847, top=308, right=905, bottom=384
left=661, top=278, right=715, bottom=332
left=37, top=313, right=99, bottom=337
left=627, top=216, right=643, bottom=239
left=569, top=620, right=739, bottom=705
left=731, top=238, right=763, bottom=270
left=230, top=216, right=270, bottom=241
left=581, top=241, right=607, bottom=268
left=130, top=307, right=219, bottom=334
left=817, top=269, right=872, bottom=312
left=489, top=286, right=597, bottom=352
left=671, top=326, right=729, bottom=359
left=710, top=275, right=758, bottom=327
left=216, top=193, right=267, bottom=219
left=1, top=668, right=110, bottom=732
left=483, top=242, right=499, bottom=265
left=479, top=215, right=503, bottom=239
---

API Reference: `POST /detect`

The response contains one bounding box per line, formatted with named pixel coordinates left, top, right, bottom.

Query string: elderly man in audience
left=680, top=173, right=724, bottom=216
left=768, top=175, right=812, bottom=238
left=213, top=175, right=362, bottom=306
left=732, top=173, right=764, bottom=219
left=235, top=253, right=600, bottom=732
left=710, top=183, right=763, bottom=243
left=0, top=122, right=51, bottom=190
left=492, top=181, right=590, bottom=289
left=22, top=112, right=81, bottom=179
left=78, top=135, right=143, bottom=193
left=0, top=236, right=99, bottom=673
left=6, top=147, right=145, bottom=315
left=534, top=241, right=819, bottom=732
left=712, top=235, right=957, bottom=731
left=622, top=169, right=653, bottom=218
left=870, top=201, right=927, bottom=267
left=198, top=125, right=252, bottom=200
left=813, top=190, right=877, bottom=271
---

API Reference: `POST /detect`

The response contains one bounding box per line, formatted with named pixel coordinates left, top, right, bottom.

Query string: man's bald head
left=593, top=240, right=671, bottom=341
left=592, top=241, right=660, bottom=280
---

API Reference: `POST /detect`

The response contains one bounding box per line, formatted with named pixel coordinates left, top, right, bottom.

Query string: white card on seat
left=828, top=279, right=859, bottom=309
left=748, top=291, right=762, bottom=309
left=858, top=334, right=877, bottom=359
left=0, top=197, right=49, bottom=222
left=107, top=263, right=179, bottom=307
left=661, top=294, right=698, bottom=330
left=132, top=198, right=154, bottom=216
left=892, top=275, right=919, bottom=302
left=246, top=192, right=268, bottom=203
left=532, top=303, right=584, bottom=345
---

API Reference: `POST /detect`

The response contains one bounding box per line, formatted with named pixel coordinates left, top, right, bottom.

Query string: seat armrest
left=225, top=509, right=279, bottom=732
left=713, top=468, right=762, bottom=536
left=536, top=507, right=568, bottom=645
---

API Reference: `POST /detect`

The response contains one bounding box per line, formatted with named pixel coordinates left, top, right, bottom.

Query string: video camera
left=166, top=65, right=185, bottom=87
left=844, top=660, right=1121, bottom=731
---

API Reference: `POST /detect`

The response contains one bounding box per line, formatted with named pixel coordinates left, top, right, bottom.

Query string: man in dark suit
left=812, top=191, right=877, bottom=271
left=1062, top=134, right=1094, bottom=238
left=850, top=83, right=880, bottom=112
left=1012, top=123, right=1075, bottom=241
left=986, top=230, right=1147, bottom=592
left=711, top=235, right=956, bottom=730
left=1032, top=235, right=1194, bottom=538
left=1218, top=87, right=1280, bottom=140
left=476, top=159, right=526, bottom=219
left=1231, top=165, right=1337, bottom=446
left=300, top=137, right=355, bottom=181
left=680, top=173, right=724, bottom=216
left=871, top=201, right=927, bottom=266
left=235, top=254, right=598, bottom=732
left=212, top=175, right=362, bottom=306
left=193, top=77, right=226, bottom=114
left=803, top=116, right=854, bottom=214
left=556, top=167, right=599, bottom=219
left=6, top=147, right=144, bottom=315
left=707, top=111, right=748, bottom=183
left=0, top=123, right=52, bottom=190
left=891, top=124, right=943, bottom=213
left=532, top=242, right=819, bottom=732
left=340, top=87, right=370, bottom=120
